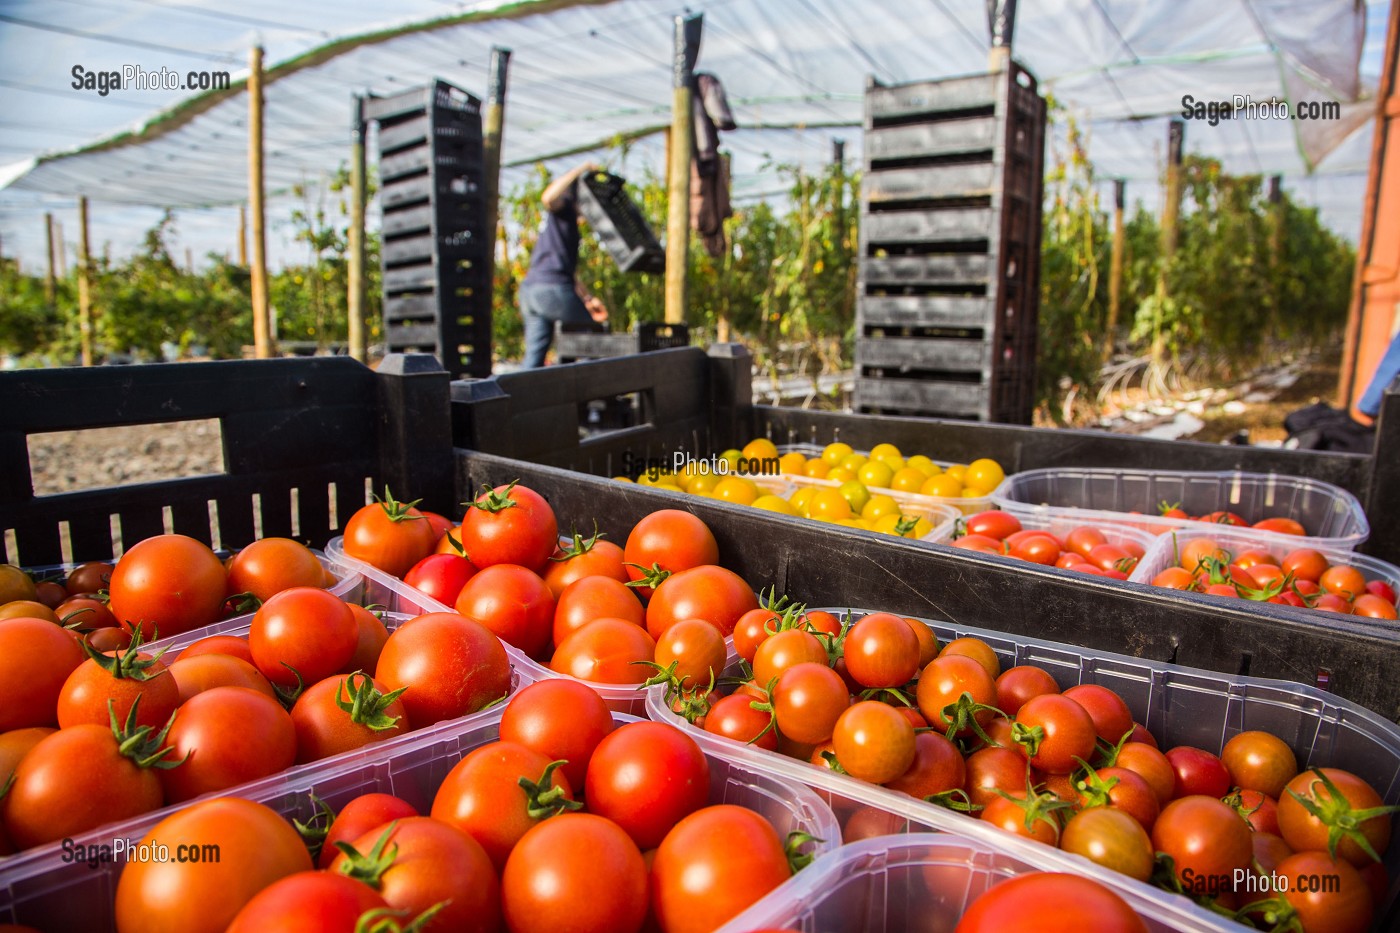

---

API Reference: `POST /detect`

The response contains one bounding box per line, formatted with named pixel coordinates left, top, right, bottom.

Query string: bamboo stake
left=249, top=45, right=272, bottom=358
left=44, top=212, right=56, bottom=308
left=77, top=196, right=93, bottom=367
left=1152, top=120, right=1184, bottom=367
left=238, top=204, right=248, bottom=266
left=664, top=14, right=702, bottom=326
left=1103, top=179, right=1125, bottom=366
left=347, top=94, right=367, bottom=363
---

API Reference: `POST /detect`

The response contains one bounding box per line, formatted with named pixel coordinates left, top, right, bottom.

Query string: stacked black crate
left=855, top=64, right=1046, bottom=423
left=369, top=80, right=492, bottom=378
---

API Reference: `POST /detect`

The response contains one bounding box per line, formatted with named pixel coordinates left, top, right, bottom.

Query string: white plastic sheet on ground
left=0, top=0, right=1385, bottom=268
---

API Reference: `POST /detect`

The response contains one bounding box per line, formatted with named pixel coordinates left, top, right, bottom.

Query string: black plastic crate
left=577, top=171, right=665, bottom=274
left=555, top=321, right=689, bottom=363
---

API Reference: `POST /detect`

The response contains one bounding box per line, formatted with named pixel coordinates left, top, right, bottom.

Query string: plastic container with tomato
left=924, top=511, right=1157, bottom=560
left=323, top=534, right=739, bottom=716
left=781, top=473, right=962, bottom=541
left=991, top=467, right=1369, bottom=551
left=0, top=709, right=841, bottom=931
left=1128, top=525, right=1400, bottom=614
left=779, top=442, right=1006, bottom=516
left=714, top=832, right=1227, bottom=933
left=645, top=609, right=1400, bottom=928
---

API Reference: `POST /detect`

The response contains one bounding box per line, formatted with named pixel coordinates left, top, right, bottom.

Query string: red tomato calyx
left=465, top=479, right=524, bottom=515
left=518, top=759, right=586, bottom=820
left=80, top=625, right=168, bottom=682
left=334, top=672, right=409, bottom=732
left=1284, top=768, right=1400, bottom=864
left=108, top=696, right=187, bottom=771
left=549, top=524, right=608, bottom=561
left=623, top=560, right=672, bottom=590
left=372, top=486, right=430, bottom=524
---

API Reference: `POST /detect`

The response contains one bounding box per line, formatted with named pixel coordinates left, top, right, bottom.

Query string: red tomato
left=951, top=534, right=1006, bottom=555
left=1060, top=807, right=1155, bottom=882
left=622, top=510, right=719, bottom=598
left=980, top=793, right=1063, bottom=846
left=342, top=604, right=390, bottom=675
left=653, top=618, right=727, bottom=691
left=332, top=817, right=501, bottom=933
left=644, top=565, right=759, bottom=639
left=963, top=511, right=1022, bottom=541
left=752, top=628, right=827, bottom=690
left=703, top=692, right=779, bottom=750
left=341, top=491, right=438, bottom=578
left=160, top=686, right=296, bottom=803
left=168, top=653, right=275, bottom=704
left=317, top=792, right=420, bottom=869
left=108, top=534, right=227, bottom=639
left=1277, top=768, right=1392, bottom=867
left=1221, top=730, right=1298, bottom=799
left=1, top=719, right=167, bottom=848
left=114, top=798, right=313, bottom=933
left=1062, top=683, right=1133, bottom=745
left=953, top=873, right=1149, bottom=933
left=64, top=561, right=113, bottom=596
left=541, top=531, right=628, bottom=597
left=584, top=721, right=710, bottom=850
left=249, top=587, right=358, bottom=689
left=1275, top=851, right=1374, bottom=933
left=995, top=665, right=1060, bottom=717
left=650, top=805, right=792, bottom=933
left=550, top=618, right=657, bottom=684
left=1352, top=593, right=1399, bottom=619
left=772, top=661, right=850, bottom=746
left=1013, top=694, right=1096, bottom=775
left=226, top=538, right=326, bottom=603
left=1008, top=533, right=1062, bottom=565
left=54, top=595, right=117, bottom=631
left=964, top=746, right=1033, bottom=810
left=1078, top=765, right=1161, bottom=831
left=290, top=672, right=410, bottom=764
left=1086, top=543, right=1133, bottom=573
left=178, top=633, right=255, bottom=664
left=916, top=654, right=998, bottom=738
left=502, top=813, right=647, bottom=933
left=402, top=553, right=477, bottom=606
left=732, top=608, right=781, bottom=662
left=1253, top=516, right=1307, bottom=536
left=0, top=617, right=88, bottom=730
left=226, top=871, right=387, bottom=933
left=552, top=575, right=645, bottom=647
left=1151, top=566, right=1198, bottom=590
left=430, top=740, right=577, bottom=870
left=884, top=730, right=966, bottom=799
left=455, top=564, right=555, bottom=659
left=832, top=700, right=916, bottom=784
left=1364, top=579, right=1397, bottom=604
left=1151, top=795, right=1253, bottom=889
left=375, top=612, right=510, bottom=728
left=1282, top=548, right=1329, bottom=583
left=1165, top=745, right=1232, bottom=798
left=461, top=482, right=559, bottom=573
left=1319, top=564, right=1367, bottom=601
left=1231, top=788, right=1280, bottom=834
left=57, top=637, right=181, bottom=731
left=499, top=679, right=613, bottom=790
left=1233, top=549, right=1280, bottom=569
left=1116, top=742, right=1176, bottom=805
left=842, top=611, right=919, bottom=688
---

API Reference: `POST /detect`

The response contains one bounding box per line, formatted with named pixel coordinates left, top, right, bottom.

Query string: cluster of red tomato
left=670, top=610, right=1394, bottom=933
left=1152, top=503, right=1310, bottom=537
left=1149, top=537, right=1398, bottom=619
left=0, top=531, right=516, bottom=856
left=347, top=484, right=759, bottom=690
left=98, top=680, right=807, bottom=933
left=948, top=511, right=1145, bottom=578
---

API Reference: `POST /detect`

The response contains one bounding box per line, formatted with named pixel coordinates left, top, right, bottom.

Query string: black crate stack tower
left=854, top=63, right=1047, bottom=423
left=368, top=79, right=492, bottom=378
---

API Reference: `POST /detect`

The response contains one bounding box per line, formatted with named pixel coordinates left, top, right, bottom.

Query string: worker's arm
left=541, top=160, right=599, bottom=212
left=575, top=277, right=608, bottom=323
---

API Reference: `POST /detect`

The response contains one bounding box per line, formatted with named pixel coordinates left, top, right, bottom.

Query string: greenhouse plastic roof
left=0, top=0, right=1390, bottom=269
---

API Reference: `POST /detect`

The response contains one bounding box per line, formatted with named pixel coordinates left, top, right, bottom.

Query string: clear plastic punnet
left=646, top=608, right=1400, bottom=929
left=0, top=710, right=840, bottom=932
left=324, top=535, right=736, bottom=715
left=922, top=509, right=1158, bottom=558
left=1129, top=524, right=1400, bottom=602
left=713, top=833, right=1226, bottom=933
left=991, top=466, right=1369, bottom=550
left=779, top=442, right=1006, bottom=516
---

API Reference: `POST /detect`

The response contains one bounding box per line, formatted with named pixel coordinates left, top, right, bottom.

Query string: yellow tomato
left=874, top=513, right=933, bottom=538
left=861, top=494, right=901, bottom=521
left=838, top=481, right=871, bottom=515
left=821, top=442, right=853, bottom=466
left=613, top=476, right=634, bottom=483
left=807, top=488, right=853, bottom=521
left=804, top=459, right=831, bottom=479
left=752, top=494, right=798, bottom=515
left=944, top=464, right=968, bottom=483
left=719, top=448, right=744, bottom=470
left=869, top=442, right=903, bottom=464
left=920, top=474, right=964, bottom=498
left=688, top=472, right=722, bottom=496
left=857, top=460, right=895, bottom=489
left=906, top=455, right=939, bottom=476
left=889, top=468, right=928, bottom=493
left=964, top=458, right=1006, bottom=495
left=712, top=475, right=760, bottom=505
left=827, top=467, right=857, bottom=483
left=777, top=452, right=808, bottom=475
left=839, top=453, right=869, bottom=474
left=837, top=518, right=872, bottom=531
left=788, top=486, right=818, bottom=517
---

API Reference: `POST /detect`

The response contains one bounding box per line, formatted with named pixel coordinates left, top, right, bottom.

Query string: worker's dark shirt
left=522, top=182, right=580, bottom=288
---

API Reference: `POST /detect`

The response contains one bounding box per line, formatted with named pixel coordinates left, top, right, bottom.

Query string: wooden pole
left=347, top=95, right=367, bottom=364
left=1151, top=121, right=1184, bottom=365
left=44, top=212, right=56, bottom=309
left=249, top=45, right=273, bottom=358
left=1103, top=179, right=1126, bottom=366
left=238, top=204, right=248, bottom=266
left=1268, top=175, right=1284, bottom=330
left=55, top=220, right=67, bottom=278
left=987, top=0, right=1017, bottom=73
left=77, top=196, right=93, bottom=367
left=665, top=14, right=702, bottom=326
left=482, top=47, right=511, bottom=347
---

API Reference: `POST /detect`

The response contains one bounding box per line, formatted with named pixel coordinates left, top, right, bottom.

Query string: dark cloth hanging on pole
left=689, top=72, right=735, bottom=257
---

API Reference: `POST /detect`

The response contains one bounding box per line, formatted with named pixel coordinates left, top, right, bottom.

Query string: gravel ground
left=27, top=419, right=225, bottom=495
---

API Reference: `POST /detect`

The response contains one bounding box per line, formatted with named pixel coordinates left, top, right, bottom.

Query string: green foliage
left=0, top=258, right=66, bottom=359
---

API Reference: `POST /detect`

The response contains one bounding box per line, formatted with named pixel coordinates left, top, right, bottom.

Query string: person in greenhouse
left=518, top=160, right=609, bottom=368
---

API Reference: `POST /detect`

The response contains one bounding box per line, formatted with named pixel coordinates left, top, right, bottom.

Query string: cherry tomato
left=1165, top=745, right=1232, bottom=798
left=461, top=482, right=559, bottom=573
left=995, top=665, right=1059, bottom=717
left=622, top=510, right=719, bottom=599
left=842, top=612, right=919, bottom=688
left=550, top=618, right=657, bottom=685
left=455, top=564, right=556, bottom=659
left=1277, top=768, right=1392, bottom=867
left=499, top=679, right=613, bottom=790
left=375, top=612, right=510, bottom=728
left=1221, top=730, right=1298, bottom=799
left=1062, top=684, right=1133, bottom=745
left=1060, top=807, right=1154, bottom=882
left=832, top=700, right=915, bottom=784
left=964, top=511, right=1022, bottom=541
left=0, top=617, right=87, bottom=730
left=704, top=692, right=778, bottom=750
left=772, top=661, right=849, bottom=746
left=883, top=730, right=965, bottom=799
left=1275, top=851, right=1374, bottom=933
left=644, top=565, right=759, bottom=639
left=1151, top=795, right=1253, bottom=889
left=402, top=552, right=477, bottom=606
left=954, top=873, right=1149, bottom=933
left=584, top=721, right=710, bottom=850
left=342, top=491, right=440, bottom=578
left=108, top=534, right=227, bottom=639
left=249, top=586, right=358, bottom=689
left=541, top=531, right=628, bottom=597
left=653, top=617, right=727, bottom=691
left=1014, top=694, right=1096, bottom=775
left=502, top=813, right=647, bottom=933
